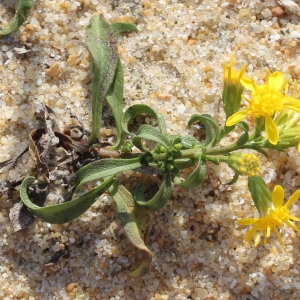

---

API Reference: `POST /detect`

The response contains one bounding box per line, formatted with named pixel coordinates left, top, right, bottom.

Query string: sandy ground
left=1, top=0, right=300, bottom=299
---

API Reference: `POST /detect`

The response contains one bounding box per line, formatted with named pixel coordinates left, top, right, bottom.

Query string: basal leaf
left=111, top=22, right=138, bottom=36
left=20, top=176, right=115, bottom=224
left=109, top=181, right=152, bottom=277
left=106, top=59, right=124, bottom=149
left=86, top=15, right=119, bottom=144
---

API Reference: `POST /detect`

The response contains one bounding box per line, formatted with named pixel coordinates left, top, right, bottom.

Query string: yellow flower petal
left=284, top=98, right=300, bottom=113
left=254, top=233, right=261, bottom=246
left=226, top=110, right=248, bottom=126
left=288, top=215, right=300, bottom=222
left=273, top=227, right=283, bottom=245
left=267, top=71, right=285, bottom=91
left=286, top=219, right=300, bottom=232
left=240, top=77, right=255, bottom=91
left=238, top=218, right=258, bottom=225
left=265, top=115, right=279, bottom=145
left=285, top=189, right=300, bottom=208
left=245, top=225, right=259, bottom=241
left=272, top=185, right=284, bottom=209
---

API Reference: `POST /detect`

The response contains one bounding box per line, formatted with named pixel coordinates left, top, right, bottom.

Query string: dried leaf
left=9, top=183, right=48, bottom=231
left=44, top=245, right=70, bottom=266
left=9, top=201, right=35, bottom=232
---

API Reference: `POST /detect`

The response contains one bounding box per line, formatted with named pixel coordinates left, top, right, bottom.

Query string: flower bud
left=248, top=176, right=272, bottom=216
left=222, top=56, right=246, bottom=119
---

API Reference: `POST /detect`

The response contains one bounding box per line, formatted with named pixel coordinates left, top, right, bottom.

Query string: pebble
left=193, top=288, right=208, bottom=299
left=290, top=31, right=300, bottom=38
left=65, top=283, right=76, bottom=293
left=272, top=6, right=285, bottom=18
left=46, top=62, right=60, bottom=77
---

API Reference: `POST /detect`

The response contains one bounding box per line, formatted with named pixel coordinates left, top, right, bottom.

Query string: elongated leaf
left=86, top=15, right=119, bottom=144
left=235, top=121, right=249, bottom=146
left=176, top=157, right=206, bottom=190
left=122, top=104, right=167, bottom=136
left=188, top=114, right=221, bottom=147
left=106, top=59, right=124, bottom=149
left=75, top=157, right=142, bottom=189
left=132, top=125, right=171, bottom=152
left=111, top=22, right=137, bottom=36
left=20, top=176, right=115, bottom=224
left=169, top=135, right=202, bottom=149
left=134, top=172, right=171, bottom=211
left=0, top=0, right=33, bottom=37
left=109, top=181, right=152, bottom=277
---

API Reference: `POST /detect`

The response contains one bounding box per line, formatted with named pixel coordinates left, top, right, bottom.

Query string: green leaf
left=111, top=22, right=138, bottom=36
left=235, top=121, right=249, bottom=146
left=173, top=158, right=195, bottom=170
left=134, top=172, right=171, bottom=211
left=122, top=104, right=167, bottom=136
left=0, top=0, right=33, bottom=37
left=169, top=135, right=202, bottom=149
left=188, top=114, right=221, bottom=147
left=227, top=173, right=239, bottom=185
left=175, top=157, right=206, bottom=190
left=109, top=181, right=152, bottom=277
left=86, top=15, right=119, bottom=144
left=20, top=176, right=115, bottom=224
left=75, top=157, right=143, bottom=189
left=106, top=59, right=124, bottom=149
left=132, top=125, right=171, bottom=152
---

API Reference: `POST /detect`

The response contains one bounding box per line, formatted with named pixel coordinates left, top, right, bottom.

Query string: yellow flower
left=227, top=153, right=260, bottom=176
left=238, top=185, right=300, bottom=246
left=239, top=153, right=260, bottom=176
left=226, top=70, right=300, bottom=145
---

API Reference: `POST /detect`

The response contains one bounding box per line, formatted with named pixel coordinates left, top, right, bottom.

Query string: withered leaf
left=44, top=244, right=70, bottom=266
left=9, top=201, right=35, bottom=232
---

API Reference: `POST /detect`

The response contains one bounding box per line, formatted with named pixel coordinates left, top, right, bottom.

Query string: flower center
left=247, top=85, right=284, bottom=118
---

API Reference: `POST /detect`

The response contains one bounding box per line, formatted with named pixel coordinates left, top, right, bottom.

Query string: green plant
left=0, top=0, right=33, bottom=37
left=2, top=15, right=300, bottom=277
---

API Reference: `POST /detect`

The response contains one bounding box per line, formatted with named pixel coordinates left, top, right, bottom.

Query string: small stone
left=66, top=283, right=76, bottom=293
left=104, top=128, right=113, bottom=136
left=111, top=246, right=120, bottom=256
left=193, top=288, right=208, bottom=299
left=67, top=54, right=77, bottom=65
left=290, top=31, right=300, bottom=38
left=25, top=24, right=34, bottom=31
left=238, top=8, right=250, bottom=18
left=187, top=38, right=196, bottom=45
left=270, top=34, right=281, bottom=41
left=272, top=6, right=285, bottom=18
left=46, top=62, right=60, bottom=77
left=261, top=8, right=272, bottom=18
